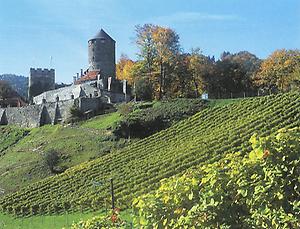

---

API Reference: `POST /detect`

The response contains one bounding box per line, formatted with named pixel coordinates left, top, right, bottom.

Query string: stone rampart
left=0, top=97, right=105, bottom=128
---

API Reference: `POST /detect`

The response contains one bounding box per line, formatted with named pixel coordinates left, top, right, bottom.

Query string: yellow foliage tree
left=254, top=49, right=300, bottom=92
left=151, top=26, right=180, bottom=99
left=135, top=24, right=180, bottom=99
left=116, top=54, right=135, bottom=85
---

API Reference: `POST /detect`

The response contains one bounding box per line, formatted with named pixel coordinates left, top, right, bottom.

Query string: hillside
left=0, top=74, right=28, bottom=98
left=1, top=92, right=299, bottom=217
left=0, top=113, right=125, bottom=194
left=0, top=99, right=205, bottom=195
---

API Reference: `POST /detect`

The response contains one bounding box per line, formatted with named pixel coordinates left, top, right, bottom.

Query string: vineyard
left=132, top=128, right=300, bottom=228
left=1, top=92, right=300, bottom=217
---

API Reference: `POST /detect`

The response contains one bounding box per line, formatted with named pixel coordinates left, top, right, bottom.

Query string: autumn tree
left=116, top=54, right=135, bottom=84
left=253, top=49, right=300, bottom=92
left=168, top=53, right=191, bottom=98
left=151, top=26, right=180, bottom=99
left=289, top=65, right=300, bottom=90
left=135, top=24, right=157, bottom=79
left=135, top=24, right=181, bottom=99
left=187, top=48, right=216, bottom=97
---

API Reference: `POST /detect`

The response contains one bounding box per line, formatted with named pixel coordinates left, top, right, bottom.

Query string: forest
left=117, top=24, right=300, bottom=100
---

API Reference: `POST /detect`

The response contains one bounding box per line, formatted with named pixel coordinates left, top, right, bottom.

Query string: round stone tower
left=88, top=29, right=116, bottom=83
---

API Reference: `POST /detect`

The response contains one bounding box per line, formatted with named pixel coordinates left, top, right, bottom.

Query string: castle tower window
left=71, top=94, right=74, bottom=99
left=56, top=96, right=59, bottom=102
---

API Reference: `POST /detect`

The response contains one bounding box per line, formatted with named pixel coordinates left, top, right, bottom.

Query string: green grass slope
left=1, top=93, right=300, bottom=217
left=0, top=127, right=28, bottom=155
left=0, top=113, right=124, bottom=194
left=0, top=211, right=99, bottom=229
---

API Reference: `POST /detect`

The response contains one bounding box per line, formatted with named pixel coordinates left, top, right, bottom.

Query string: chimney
left=80, top=69, right=83, bottom=77
left=73, top=76, right=77, bottom=84
left=76, top=73, right=79, bottom=80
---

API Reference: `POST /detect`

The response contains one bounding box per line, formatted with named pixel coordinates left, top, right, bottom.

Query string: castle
left=0, top=29, right=128, bottom=128
left=28, top=68, right=55, bottom=101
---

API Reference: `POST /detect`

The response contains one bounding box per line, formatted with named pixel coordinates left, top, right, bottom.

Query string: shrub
left=134, top=78, right=153, bottom=101
left=114, top=98, right=205, bottom=138
left=67, top=104, right=84, bottom=123
left=70, top=209, right=128, bottom=229
left=43, top=150, right=59, bottom=173
left=117, top=103, right=134, bottom=116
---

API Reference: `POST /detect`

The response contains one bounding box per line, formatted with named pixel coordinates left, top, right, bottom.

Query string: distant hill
left=0, top=74, right=28, bottom=98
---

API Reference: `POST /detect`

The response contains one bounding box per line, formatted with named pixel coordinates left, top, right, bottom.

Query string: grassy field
left=0, top=212, right=95, bottom=229
left=80, top=112, right=121, bottom=130
left=0, top=112, right=123, bottom=194
left=0, top=209, right=133, bottom=229
left=0, top=126, right=28, bottom=154
left=0, top=211, right=132, bottom=229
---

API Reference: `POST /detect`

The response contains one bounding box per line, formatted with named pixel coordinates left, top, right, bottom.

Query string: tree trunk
left=193, top=76, right=199, bottom=98
left=159, top=61, right=163, bottom=100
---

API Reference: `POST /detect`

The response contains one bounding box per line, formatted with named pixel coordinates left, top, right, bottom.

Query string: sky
left=0, top=0, right=299, bottom=83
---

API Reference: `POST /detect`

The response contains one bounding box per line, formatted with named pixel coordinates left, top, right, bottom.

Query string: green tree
left=223, top=51, right=261, bottom=91
left=214, top=51, right=261, bottom=97
left=135, top=77, right=153, bottom=101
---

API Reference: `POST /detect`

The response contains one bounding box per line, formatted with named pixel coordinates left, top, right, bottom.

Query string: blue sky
left=0, top=0, right=299, bottom=83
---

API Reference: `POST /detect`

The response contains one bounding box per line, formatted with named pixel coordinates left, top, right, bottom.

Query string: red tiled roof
left=75, top=70, right=99, bottom=84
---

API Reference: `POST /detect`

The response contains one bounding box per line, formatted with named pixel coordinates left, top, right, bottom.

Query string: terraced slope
left=1, top=93, right=300, bottom=216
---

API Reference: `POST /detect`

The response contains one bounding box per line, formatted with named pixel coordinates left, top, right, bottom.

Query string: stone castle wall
left=0, top=97, right=103, bottom=128
left=28, top=68, right=55, bottom=100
